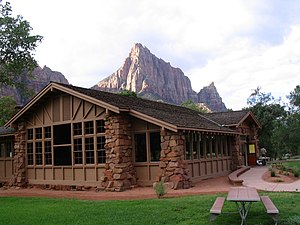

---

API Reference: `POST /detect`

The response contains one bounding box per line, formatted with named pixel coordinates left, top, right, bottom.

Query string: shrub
left=271, top=170, right=276, bottom=177
left=293, top=169, right=299, bottom=178
left=153, top=181, right=166, bottom=198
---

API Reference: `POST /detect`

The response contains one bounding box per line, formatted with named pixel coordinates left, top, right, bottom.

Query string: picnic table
left=210, top=187, right=279, bottom=224
left=227, top=187, right=260, bottom=225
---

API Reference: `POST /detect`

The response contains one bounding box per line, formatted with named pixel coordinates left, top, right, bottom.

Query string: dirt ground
left=262, top=169, right=299, bottom=183
left=1, top=171, right=297, bottom=201
left=0, top=176, right=231, bottom=201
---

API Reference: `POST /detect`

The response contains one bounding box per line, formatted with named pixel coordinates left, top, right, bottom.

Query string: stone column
left=101, top=113, right=137, bottom=192
left=10, top=123, right=27, bottom=187
left=159, top=130, right=191, bottom=189
left=231, top=135, right=243, bottom=170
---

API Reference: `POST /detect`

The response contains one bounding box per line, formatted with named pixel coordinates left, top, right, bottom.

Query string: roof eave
left=129, top=109, right=178, bottom=132
left=4, top=82, right=122, bottom=127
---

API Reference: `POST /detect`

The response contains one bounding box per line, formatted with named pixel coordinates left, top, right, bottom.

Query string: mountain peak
left=129, top=43, right=150, bottom=59
left=94, top=43, right=227, bottom=112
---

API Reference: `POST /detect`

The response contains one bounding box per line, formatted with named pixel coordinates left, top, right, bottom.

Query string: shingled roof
left=0, top=127, right=15, bottom=135
left=205, top=110, right=260, bottom=127
left=5, top=82, right=240, bottom=134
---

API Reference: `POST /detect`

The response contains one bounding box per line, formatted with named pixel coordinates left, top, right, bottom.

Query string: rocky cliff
left=94, top=43, right=227, bottom=112
left=0, top=66, right=69, bottom=105
left=198, top=82, right=227, bottom=112
left=95, top=43, right=198, bottom=104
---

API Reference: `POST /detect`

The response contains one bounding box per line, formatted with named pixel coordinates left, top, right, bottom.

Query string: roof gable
left=206, top=110, right=261, bottom=128
left=5, top=82, right=237, bottom=134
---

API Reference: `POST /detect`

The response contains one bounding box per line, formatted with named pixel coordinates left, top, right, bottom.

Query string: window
left=84, top=121, right=94, bottom=135
left=54, top=124, right=71, bottom=145
left=35, top=128, right=42, bottom=140
left=200, top=139, right=205, bottom=159
left=193, top=133, right=200, bottom=160
left=218, top=136, right=223, bottom=157
left=96, top=120, right=105, bottom=133
left=0, top=137, right=13, bottom=158
left=0, top=143, right=4, bottom=158
left=211, top=136, right=216, bottom=158
left=97, top=136, right=106, bottom=164
left=27, top=129, right=33, bottom=140
left=185, top=134, right=191, bottom=160
left=54, top=146, right=71, bottom=166
left=73, top=122, right=82, bottom=136
left=150, top=132, right=161, bottom=162
left=135, top=133, right=147, bottom=162
left=45, top=141, right=52, bottom=165
left=74, top=138, right=83, bottom=164
left=85, top=137, right=94, bottom=164
left=206, top=137, right=211, bottom=158
left=27, top=143, right=34, bottom=165
left=35, top=142, right=43, bottom=165
left=44, top=126, right=51, bottom=139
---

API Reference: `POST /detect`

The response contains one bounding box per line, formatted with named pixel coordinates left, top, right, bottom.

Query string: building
left=0, top=82, right=260, bottom=191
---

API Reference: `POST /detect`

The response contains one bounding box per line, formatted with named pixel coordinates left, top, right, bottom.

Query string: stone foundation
left=159, top=130, right=191, bottom=189
left=101, top=113, right=137, bottom=191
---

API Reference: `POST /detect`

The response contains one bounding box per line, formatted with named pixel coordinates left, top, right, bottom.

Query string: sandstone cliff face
left=198, top=82, right=227, bottom=112
left=0, top=66, right=69, bottom=105
left=94, top=43, right=198, bottom=104
left=94, top=43, right=227, bottom=112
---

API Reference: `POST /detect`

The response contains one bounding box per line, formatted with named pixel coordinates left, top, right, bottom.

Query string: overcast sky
left=9, top=0, right=300, bottom=110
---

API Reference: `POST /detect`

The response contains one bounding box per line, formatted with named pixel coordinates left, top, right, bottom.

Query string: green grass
left=282, top=161, right=300, bottom=170
left=0, top=192, right=299, bottom=225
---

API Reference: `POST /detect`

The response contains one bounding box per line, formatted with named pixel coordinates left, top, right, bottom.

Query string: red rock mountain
left=94, top=43, right=227, bottom=112
left=0, top=66, right=69, bottom=105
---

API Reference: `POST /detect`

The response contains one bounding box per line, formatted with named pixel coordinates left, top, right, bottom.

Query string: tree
left=118, top=89, right=137, bottom=97
left=245, top=87, right=286, bottom=159
left=181, top=100, right=210, bottom=113
left=0, top=96, right=16, bottom=126
left=0, top=1, right=43, bottom=93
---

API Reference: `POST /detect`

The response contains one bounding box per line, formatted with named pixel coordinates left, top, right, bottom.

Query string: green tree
left=245, top=87, right=286, bottom=159
left=284, top=85, right=300, bottom=155
left=0, top=1, right=42, bottom=93
left=0, top=96, right=16, bottom=126
left=118, top=89, right=137, bottom=97
left=181, top=99, right=209, bottom=113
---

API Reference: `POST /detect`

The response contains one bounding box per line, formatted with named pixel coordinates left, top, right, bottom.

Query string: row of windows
left=27, top=137, right=106, bottom=165
left=26, top=120, right=106, bottom=166
left=185, top=133, right=232, bottom=160
left=27, top=120, right=105, bottom=140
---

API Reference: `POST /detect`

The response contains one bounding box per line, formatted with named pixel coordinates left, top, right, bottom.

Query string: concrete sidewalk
left=240, top=166, right=300, bottom=192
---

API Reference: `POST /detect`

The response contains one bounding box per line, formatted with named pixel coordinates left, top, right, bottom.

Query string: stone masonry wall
left=10, top=123, right=27, bottom=187
left=159, top=130, right=191, bottom=189
left=101, top=113, right=137, bottom=192
left=231, top=135, right=243, bottom=170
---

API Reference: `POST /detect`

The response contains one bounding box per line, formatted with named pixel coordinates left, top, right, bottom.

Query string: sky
left=8, top=0, right=300, bottom=110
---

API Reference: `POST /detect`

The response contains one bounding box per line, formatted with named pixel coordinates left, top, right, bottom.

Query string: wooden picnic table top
left=227, top=187, right=260, bottom=202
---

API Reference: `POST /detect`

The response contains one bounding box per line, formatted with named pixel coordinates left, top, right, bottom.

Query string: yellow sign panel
left=249, top=144, right=255, bottom=154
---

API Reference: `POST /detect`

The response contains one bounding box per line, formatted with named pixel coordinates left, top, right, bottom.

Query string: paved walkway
left=240, top=166, right=300, bottom=192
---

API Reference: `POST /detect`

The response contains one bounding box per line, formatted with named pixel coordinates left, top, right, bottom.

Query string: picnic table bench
left=228, top=166, right=250, bottom=186
left=261, top=196, right=279, bottom=225
left=210, top=197, right=225, bottom=224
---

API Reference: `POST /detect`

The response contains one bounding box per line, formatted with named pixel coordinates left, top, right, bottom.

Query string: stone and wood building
left=0, top=82, right=260, bottom=191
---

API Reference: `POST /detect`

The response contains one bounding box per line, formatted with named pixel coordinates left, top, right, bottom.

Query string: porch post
left=10, top=122, right=27, bottom=187
left=159, top=129, right=191, bottom=189
left=101, top=113, right=137, bottom=192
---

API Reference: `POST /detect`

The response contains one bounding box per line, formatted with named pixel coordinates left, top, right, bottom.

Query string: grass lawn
left=0, top=192, right=299, bottom=225
left=282, top=161, right=300, bottom=170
